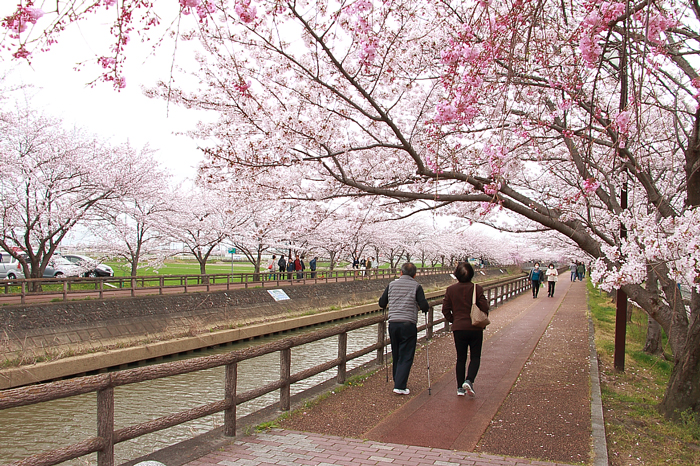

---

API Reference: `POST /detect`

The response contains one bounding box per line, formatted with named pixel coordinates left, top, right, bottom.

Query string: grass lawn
left=588, top=280, right=700, bottom=465
left=104, top=259, right=399, bottom=277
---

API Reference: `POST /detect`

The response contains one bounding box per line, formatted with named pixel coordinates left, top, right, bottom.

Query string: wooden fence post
left=97, top=387, right=114, bottom=466
left=337, top=332, right=347, bottom=384
left=21, top=281, right=26, bottom=304
left=280, top=347, right=291, bottom=411
left=224, top=362, right=237, bottom=437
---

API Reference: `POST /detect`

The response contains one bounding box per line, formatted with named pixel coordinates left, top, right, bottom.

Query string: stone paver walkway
left=185, top=429, right=575, bottom=466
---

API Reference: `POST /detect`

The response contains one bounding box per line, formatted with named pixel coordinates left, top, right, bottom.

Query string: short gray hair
left=401, top=262, right=417, bottom=277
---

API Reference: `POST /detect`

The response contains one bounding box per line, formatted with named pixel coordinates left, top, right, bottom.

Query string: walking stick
left=383, top=307, right=389, bottom=383
left=425, top=311, right=431, bottom=395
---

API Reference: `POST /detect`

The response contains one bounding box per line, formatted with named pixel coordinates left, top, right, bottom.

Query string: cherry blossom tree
left=89, top=158, right=175, bottom=276
left=0, top=105, right=155, bottom=284
left=229, top=200, right=307, bottom=276
left=161, top=187, right=247, bottom=275
left=6, top=0, right=700, bottom=419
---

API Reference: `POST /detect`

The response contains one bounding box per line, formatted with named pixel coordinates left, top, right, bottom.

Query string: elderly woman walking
left=442, top=262, right=490, bottom=397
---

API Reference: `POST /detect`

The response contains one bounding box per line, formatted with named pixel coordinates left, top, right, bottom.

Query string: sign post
left=228, top=248, right=236, bottom=274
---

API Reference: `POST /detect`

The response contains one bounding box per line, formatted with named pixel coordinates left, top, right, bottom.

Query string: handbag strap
left=472, top=283, right=477, bottom=304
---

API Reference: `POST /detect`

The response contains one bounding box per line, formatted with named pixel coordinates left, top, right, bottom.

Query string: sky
left=1, top=3, right=212, bottom=182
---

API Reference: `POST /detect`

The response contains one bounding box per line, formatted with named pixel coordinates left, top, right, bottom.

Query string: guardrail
left=0, top=266, right=453, bottom=305
left=0, top=273, right=530, bottom=466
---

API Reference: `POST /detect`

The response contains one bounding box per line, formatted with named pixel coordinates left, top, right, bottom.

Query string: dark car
left=63, top=254, right=114, bottom=277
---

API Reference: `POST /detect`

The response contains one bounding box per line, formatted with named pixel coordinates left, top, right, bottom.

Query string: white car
left=63, top=254, right=114, bottom=277
left=0, top=254, right=25, bottom=280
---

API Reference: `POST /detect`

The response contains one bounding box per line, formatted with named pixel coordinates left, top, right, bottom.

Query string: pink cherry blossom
left=235, top=0, right=257, bottom=24
left=582, top=178, right=600, bottom=195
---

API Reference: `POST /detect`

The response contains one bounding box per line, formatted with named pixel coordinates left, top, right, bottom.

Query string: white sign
left=267, top=289, right=290, bottom=301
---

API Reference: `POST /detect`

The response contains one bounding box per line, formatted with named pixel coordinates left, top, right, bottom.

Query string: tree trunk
left=685, top=107, right=700, bottom=208
left=659, top=296, right=700, bottom=420
left=643, top=316, right=663, bottom=355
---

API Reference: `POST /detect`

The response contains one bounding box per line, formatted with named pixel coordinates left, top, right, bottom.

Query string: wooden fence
left=0, top=274, right=530, bottom=466
left=0, top=266, right=453, bottom=304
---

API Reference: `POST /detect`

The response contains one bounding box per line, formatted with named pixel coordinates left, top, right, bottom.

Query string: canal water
left=0, top=313, right=431, bottom=466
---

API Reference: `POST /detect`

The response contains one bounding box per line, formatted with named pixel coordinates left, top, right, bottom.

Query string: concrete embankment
left=2, top=269, right=519, bottom=389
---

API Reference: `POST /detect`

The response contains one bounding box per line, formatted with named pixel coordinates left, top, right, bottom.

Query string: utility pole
left=614, top=7, right=630, bottom=372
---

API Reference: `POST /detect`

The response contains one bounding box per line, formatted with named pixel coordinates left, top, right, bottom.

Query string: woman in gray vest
left=378, top=262, right=429, bottom=395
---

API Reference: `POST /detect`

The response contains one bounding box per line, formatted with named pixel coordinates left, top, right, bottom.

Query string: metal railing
left=0, top=266, right=453, bottom=305
left=0, top=274, right=530, bottom=466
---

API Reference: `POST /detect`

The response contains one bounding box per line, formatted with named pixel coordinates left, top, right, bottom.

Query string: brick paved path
left=186, top=429, right=575, bottom=466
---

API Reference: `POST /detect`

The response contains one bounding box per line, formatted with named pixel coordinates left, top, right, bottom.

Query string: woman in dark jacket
left=442, top=262, right=490, bottom=397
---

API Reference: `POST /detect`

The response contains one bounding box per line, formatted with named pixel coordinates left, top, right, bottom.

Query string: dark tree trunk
left=643, top=316, right=664, bottom=355
left=685, top=107, right=700, bottom=207
left=643, top=266, right=663, bottom=355
left=659, top=291, right=700, bottom=420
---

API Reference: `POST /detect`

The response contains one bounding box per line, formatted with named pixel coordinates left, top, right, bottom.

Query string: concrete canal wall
left=1, top=270, right=505, bottom=389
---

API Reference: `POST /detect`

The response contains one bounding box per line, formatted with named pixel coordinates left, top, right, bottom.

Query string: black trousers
left=453, top=330, right=483, bottom=387
left=548, top=281, right=556, bottom=296
left=388, top=321, right=417, bottom=390
left=532, top=280, right=541, bottom=296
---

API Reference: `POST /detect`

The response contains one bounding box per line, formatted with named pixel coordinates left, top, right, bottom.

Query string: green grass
left=588, top=279, right=700, bottom=465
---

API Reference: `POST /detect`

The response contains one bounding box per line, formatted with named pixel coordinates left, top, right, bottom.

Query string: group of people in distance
left=265, top=254, right=379, bottom=280
left=570, top=261, right=587, bottom=282
left=379, top=261, right=489, bottom=398
left=266, top=254, right=318, bottom=280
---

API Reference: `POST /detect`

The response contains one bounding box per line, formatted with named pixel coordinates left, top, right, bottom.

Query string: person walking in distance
left=378, top=262, right=430, bottom=395
left=570, top=262, right=577, bottom=282
left=576, top=261, right=585, bottom=282
left=267, top=255, right=277, bottom=280
left=442, top=262, right=489, bottom=396
left=278, top=255, right=286, bottom=280
left=546, top=263, right=559, bottom=297
left=309, top=256, right=317, bottom=279
left=286, top=257, right=294, bottom=280
left=529, top=262, right=543, bottom=298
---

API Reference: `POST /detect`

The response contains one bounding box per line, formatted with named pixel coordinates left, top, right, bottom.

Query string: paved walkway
left=180, top=279, right=604, bottom=466
left=185, top=429, right=574, bottom=466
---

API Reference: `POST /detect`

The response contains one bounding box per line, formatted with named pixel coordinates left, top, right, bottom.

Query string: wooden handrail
left=0, top=265, right=464, bottom=304
left=0, top=274, right=531, bottom=466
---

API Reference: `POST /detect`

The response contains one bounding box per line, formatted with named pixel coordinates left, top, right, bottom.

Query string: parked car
left=63, top=254, right=114, bottom=277
left=0, top=253, right=25, bottom=280
left=42, top=256, right=82, bottom=278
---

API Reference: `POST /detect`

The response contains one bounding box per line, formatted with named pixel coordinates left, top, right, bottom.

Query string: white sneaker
left=392, top=388, right=410, bottom=395
left=462, top=380, right=475, bottom=396
left=457, top=388, right=466, bottom=396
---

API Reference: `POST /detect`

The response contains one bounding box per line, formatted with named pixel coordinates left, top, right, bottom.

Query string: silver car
left=43, top=256, right=81, bottom=278
left=0, top=253, right=25, bottom=280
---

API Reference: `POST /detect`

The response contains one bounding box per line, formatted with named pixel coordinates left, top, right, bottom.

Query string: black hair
left=400, top=262, right=417, bottom=277
left=454, top=261, right=474, bottom=283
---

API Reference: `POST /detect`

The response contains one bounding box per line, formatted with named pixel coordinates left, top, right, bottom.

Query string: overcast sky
left=1, top=3, right=212, bottom=182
